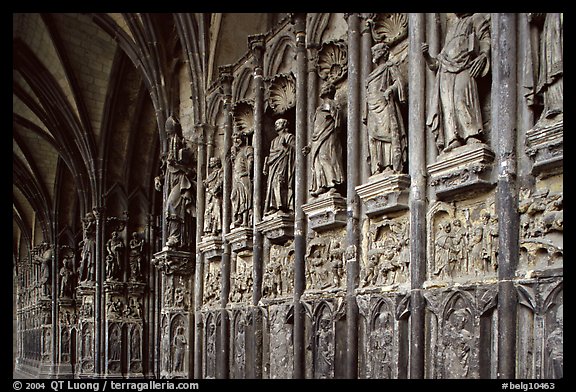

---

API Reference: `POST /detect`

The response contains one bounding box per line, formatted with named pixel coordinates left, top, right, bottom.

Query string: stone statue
left=59, top=257, right=74, bottom=298
left=172, top=325, right=187, bottom=372
left=303, top=82, right=344, bottom=196
left=105, top=230, right=124, bottom=281
left=78, top=212, right=96, bottom=283
left=203, top=157, right=223, bottom=236
left=33, top=242, right=52, bottom=296
left=131, top=328, right=141, bottom=360
left=315, top=318, right=333, bottom=379
left=433, top=221, right=459, bottom=278
left=128, top=232, right=144, bottom=282
left=82, top=328, right=92, bottom=358
left=422, top=13, right=491, bottom=154
left=263, top=118, right=295, bottom=216
left=164, top=115, right=195, bottom=249
left=231, top=129, right=254, bottom=229
left=528, top=13, right=563, bottom=130
left=365, top=42, right=407, bottom=175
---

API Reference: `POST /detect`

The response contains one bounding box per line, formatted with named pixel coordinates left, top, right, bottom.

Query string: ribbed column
left=345, top=12, right=362, bottom=379
left=290, top=12, right=308, bottom=379
left=194, top=123, right=207, bottom=378
left=247, top=34, right=265, bottom=379
left=407, top=13, right=427, bottom=379
left=218, top=65, right=234, bottom=379
left=492, top=13, right=518, bottom=379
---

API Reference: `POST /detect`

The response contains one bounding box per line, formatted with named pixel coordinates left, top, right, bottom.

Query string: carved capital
left=218, top=65, right=234, bottom=97
left=248, top=34, right=266, bottom=67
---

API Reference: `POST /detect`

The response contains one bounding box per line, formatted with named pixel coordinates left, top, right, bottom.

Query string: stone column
left=344, top=12, right=362, bottom=379
left=492, top=13, right=518, bottom=379
left=218, top=65, right=234, bottom=379
left=290, top=12, right=308, bottom=380
left=360, top=14, right=372, bottom=183
left=248, top=33, right=265, bottom=379
left=93, top=206, right=104, bottom=376
left=407, top=13, right=427, bottom=379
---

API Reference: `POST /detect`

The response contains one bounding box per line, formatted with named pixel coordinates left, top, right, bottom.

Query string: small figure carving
left=263, top=118, right=295, bottom=216
left=83, top=328, right=93, bottom=358
left=203, top=157, right=223, bottom=236
left=443, top=308, right=472, bottom=378
left=109, top=326, right=121, bottom=361
left=131, top=328, right=141, bottom=360
left=433, top=221, right=460, bottom=278
left=546, top=304, right=563, bottom=378
left=33, top=242, right=52, bottom=296
left=303, top=82, right=344, bottom=196
left=365, top=42, right=407, bottom=175
left=128, top=232, right=144, bottom=282
left=172, top=325, right=187, bottom=373
left=230, top=129, right=254, bottom=229
left=422, top=13, right=491, bottom=154
left=315, top=318, right=334, bottom=379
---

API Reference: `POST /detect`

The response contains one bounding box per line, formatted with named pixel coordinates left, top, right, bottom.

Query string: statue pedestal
left=198, top=236, right=223, bottom=261
left=356, top=173, right=410, bottom=217
left=256, top=212, right=294, bottom=244
left=225, top=227, right=253, bottom=253
left=526, top=120, right=563, bottom=177
left=301, top=192, right=347, bottom=232
left=428, top=144, right=495, bottom=199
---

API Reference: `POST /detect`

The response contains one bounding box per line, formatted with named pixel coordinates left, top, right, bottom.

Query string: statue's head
left=274, top=118, right=289, bottom=132
left=371, top=42, right=390, bottom=63
left=320, top=82, right=336, bottom=99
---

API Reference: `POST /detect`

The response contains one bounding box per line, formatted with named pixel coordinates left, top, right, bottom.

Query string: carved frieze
left=360, top=216, right=409, bottom=290
left=518, top=187, right=563, bottom=272
left=229, top=255, right=253, bottom=304
left=263, top=241, right=294, bottom=300
left=305, top=232, right=346, bottom=293
left=203, top=260, right=221, bottom=307
left=427, top=199, right=498, bottom=283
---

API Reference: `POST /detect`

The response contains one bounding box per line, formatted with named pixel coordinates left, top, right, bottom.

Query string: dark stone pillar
left=218, top=65, right=234, bottom=379
left=408, top=13, right=427, bottom=379
left=492, top=13, right=518, bottom=379
left=248, top=34, right=266, bottom=379
left=344, top=12, right=362, bottom=380
left=290, top=12, right=308, bottom=380
left=93, top=207, right=105, bottom=376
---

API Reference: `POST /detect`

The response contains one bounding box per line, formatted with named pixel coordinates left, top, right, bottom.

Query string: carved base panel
left=198, top=236, right=223, bottom=261
left=256, top=212, right=294, bottom=244
left=225, top=227, right=253, bottom=253
left=526, top=120, right=563, bottom=177
left=428, top=144, right=495, bottom=200
left=356, top=173, right=410, bottom=217
left=301, top=192, right=347, bottom=231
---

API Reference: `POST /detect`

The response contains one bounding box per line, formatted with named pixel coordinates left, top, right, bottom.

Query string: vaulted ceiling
left=13, top=13, right=280, bottom=262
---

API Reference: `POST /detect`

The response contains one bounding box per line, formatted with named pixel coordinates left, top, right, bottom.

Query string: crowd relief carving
left=362, top=217, right=409, bottom=288
left=305, top=233, right=346, bottom=291
left=519, top=187, right=563, bottom=270
left=230, top=256, right=253, bottom=303
left=428, top=200, right=498, bottom=281
left=263, top=241, right=294, bottom=299
left=203, top=262, right=221, bottom=306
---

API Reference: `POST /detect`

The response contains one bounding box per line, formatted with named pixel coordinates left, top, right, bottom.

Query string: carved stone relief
left=305, top=232, right=346, bottom=292
left=518, top=187, right=563, bottom=271
left=203, top=314, right=217, bottom=378
left=203, top=261, right=221, bottom=306
left=203, top=157, right=223, bottom=236
left=427, top=199, right=498, bottom=282
left=230, top=255, right=253, bottom=304
left=266, top=73, right=296, bottom=114
left=128, top=232, right=145, bottom=282
left=263, top=241, right=294, bottom=300
left=312, top=306, right=334, bottom=379
left=361, top=216, right=409, bottom=289
left=171, top=316, right=188, bottom=375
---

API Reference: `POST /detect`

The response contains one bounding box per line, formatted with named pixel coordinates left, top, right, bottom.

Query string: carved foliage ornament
left=316, top=40, right=348, bottom=84
left=266, top=73, right=296, bottom=114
